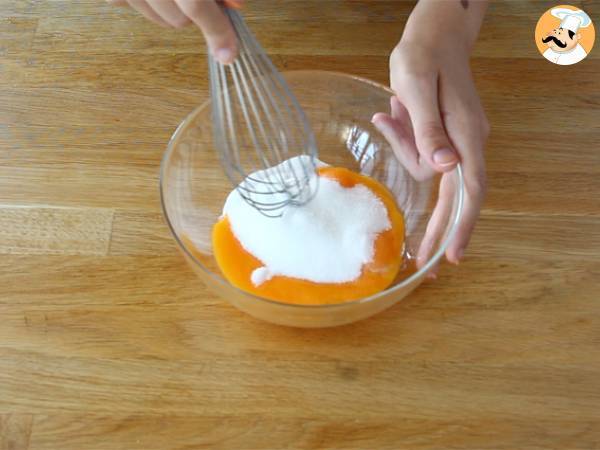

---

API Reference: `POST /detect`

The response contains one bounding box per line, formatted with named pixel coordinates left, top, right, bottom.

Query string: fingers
left=371, top=97, right=435, bottom=182
left=426, top=262, right=440, bottom=280
left=416, top=174, right=455, bottom=269
left=444, top=118, right=487, bottom=264
left=110, top=0, right=239, bottom=64
left=445, top=161, right=486, bottom=264
left=390, top=95, right=410, bottom=124
left=371, top=113, right=433, bottom=182
left=394, top=75, right=459, bottom=173
left=223, top=0, right=245, bottom=8
left=175, top=0, right=238, bottom=63
left=146, top=0, right=191, bottom=28
left=125, top=0, right=171, bottom=27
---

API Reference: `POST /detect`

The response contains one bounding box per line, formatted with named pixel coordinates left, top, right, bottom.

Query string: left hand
left=372, top=39, right=489, bottom=272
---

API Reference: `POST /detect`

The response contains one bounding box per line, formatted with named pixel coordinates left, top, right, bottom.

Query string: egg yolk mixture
left=210, top=166, right=405, bottom=305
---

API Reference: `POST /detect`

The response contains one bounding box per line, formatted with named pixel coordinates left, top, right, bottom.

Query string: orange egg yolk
left=211, top=167, right=405, bottom=305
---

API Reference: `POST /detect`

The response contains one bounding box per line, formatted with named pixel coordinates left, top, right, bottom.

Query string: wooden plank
left=484, top=173, right=600, bottom=215
left=25, top=414, right=600, bottom=450
left=0, top=206, right=114, bottom=256
left=0, top=125, right=169, bottom=169
left=0, top=88, right=199, bottom=129
left=26, top=10, right=600, bottom=60
left=32, top=18, right=400, bottom=56
left=0, top=53, right=390, bottom=89
left=1, top=349, right=599, bottom=419
left=2, top=0, right=415, bottom=22
left=0, top=292, right=598, bottom=365
left=0, top=165, right=160, bottom=209
left=0, top=254, right=201, bottom=306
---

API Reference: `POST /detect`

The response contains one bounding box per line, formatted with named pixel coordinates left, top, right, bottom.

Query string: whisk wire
left=209, top=8, right=318, bottom=217
left=232, top=14, right=314, bottom=193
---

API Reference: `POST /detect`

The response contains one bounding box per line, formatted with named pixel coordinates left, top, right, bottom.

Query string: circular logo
left=535, top=5, right=595, bottom=65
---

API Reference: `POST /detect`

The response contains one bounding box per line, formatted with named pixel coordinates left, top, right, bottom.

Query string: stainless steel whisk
left=208, top=7, right=318, bottom=217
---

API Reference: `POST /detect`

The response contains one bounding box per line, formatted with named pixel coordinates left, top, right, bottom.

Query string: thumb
left=396, top=84, right=458, bottom=172
left=371, top=111, right=435, bottom=182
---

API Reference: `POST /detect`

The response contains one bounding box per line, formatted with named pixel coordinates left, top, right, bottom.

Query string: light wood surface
left=1, top=1, right=600, bottom=449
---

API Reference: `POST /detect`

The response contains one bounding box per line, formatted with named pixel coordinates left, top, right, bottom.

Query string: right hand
left=106, top=0, right=242, bottom=64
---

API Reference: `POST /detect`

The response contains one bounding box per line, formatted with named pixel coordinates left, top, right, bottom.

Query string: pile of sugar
left=223, top=156, right=391, bottom=286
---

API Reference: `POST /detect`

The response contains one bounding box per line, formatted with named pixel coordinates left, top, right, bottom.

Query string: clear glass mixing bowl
left=160, top=70, right=464, bottom=328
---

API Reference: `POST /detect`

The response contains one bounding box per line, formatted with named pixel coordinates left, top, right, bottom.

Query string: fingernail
left=224, top=0, right=244, bottom=8
left=371, top=114, right=384, bottom=125
left=455, top=248, right=464, bottom=263
left=433, top=148, right=457, bottom=166
left=214, top=48, right=234, bottom=64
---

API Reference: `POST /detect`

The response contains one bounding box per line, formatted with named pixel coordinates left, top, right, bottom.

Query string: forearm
left=402, top=0, right=488, bottom=51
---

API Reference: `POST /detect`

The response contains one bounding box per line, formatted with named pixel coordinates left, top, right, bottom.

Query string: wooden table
left=1, top=1, right=599, bottom=449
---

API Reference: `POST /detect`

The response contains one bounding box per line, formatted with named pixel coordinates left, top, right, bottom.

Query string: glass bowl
left=160, top=70, right=464, bottom=328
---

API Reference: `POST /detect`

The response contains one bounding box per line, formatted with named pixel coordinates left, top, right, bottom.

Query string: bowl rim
left=160, top=69, right=465, bottom=309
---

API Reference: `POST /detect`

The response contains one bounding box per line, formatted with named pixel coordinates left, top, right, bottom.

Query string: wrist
left=402, top=0, right=487, bottom=53
left=392, top=32, right=471, bottom=68
left=402, top=28, right=472, bottom=56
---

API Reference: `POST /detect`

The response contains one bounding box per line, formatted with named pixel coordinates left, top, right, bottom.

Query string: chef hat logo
left=535, top=5, right=595, bottom=66
left=551, top=7, right=592, bottom=33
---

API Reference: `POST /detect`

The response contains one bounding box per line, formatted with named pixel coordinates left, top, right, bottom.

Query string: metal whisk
left=208, top=8, right=318, bottom=217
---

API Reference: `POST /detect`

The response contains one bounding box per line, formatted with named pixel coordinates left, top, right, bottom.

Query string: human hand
left=106, top=0, right=242, bottom=64
left=372, top=37, right=488, bottom=272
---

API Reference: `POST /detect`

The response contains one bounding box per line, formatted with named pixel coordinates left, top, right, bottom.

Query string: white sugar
left=223, top=156, right=391, bottom=286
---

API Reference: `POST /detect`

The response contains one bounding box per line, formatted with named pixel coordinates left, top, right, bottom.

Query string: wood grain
left=0, top=415, right=33, bottom=450
left=0, top=206, right=114, bottom=255
left=1, top=0, right=599, bottom=449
